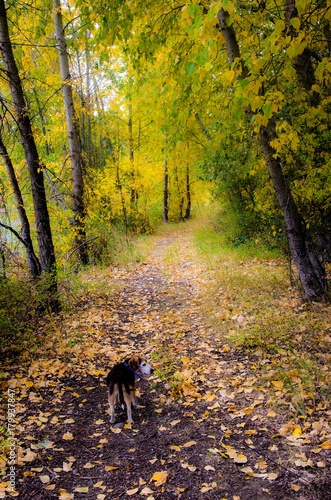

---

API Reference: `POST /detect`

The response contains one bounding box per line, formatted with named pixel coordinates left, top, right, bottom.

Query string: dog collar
left=124, top=361, right=143, bottom=379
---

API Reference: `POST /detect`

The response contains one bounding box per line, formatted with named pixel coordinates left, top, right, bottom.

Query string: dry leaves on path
left=1, top=226, right=331, bottom=499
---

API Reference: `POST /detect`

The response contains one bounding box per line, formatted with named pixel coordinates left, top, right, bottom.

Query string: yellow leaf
left=183, top=441, right=196, bottom=448
left=291, top=484, right=301, bottom=492
left=150, top=470, right=168, bottom=486
left=126, top=488, right=139, bottom=495
left=271, top=380, right=283, bottom=389
left=240, top=466, right=254, bottom=476
left=320, top=440, right=331, bottom=449
left=170, top=445, right=181, bottom=451
left=83, top=463, right=95, bottom=469
left=93, top=481, right=104, bottom=487
left=181, top=356, right=190, bottom=365
left=105, top=466, right=119, bottom=471
left=110, top=427, right=122, bottom=434
left=257, top=459, right=268, bottom=470
left=74, top=487, right=89, bottom=493
left=176, top=486, right=188, bottom=494
left=234, top=453, right=248, bottom=464
left=62, top=432, right=74, bottom=441
left=58, top=490, right=74, bottom=500
left=201, top=484, right=212, bottom=493
left=170, top=419, right=181, bottom=426
left=223, top=69, right=235, bottom=84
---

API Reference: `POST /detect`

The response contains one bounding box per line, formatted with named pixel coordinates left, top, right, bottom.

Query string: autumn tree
left=0, top=0, right=58, bottom=307
left=216, top=3, right=329, bottom=302
left=54, top=0, right=88, bottom=265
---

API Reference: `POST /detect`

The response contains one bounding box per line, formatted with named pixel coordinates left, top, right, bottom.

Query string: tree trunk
left=128, top=103, right=138, bottom=207
left=162, top=136, right=169, bottom=222
left=0, top=132, right=41, bottom=277
left=258, top=125, right=327, bottom=301
left=0, top=0, right=57, bottom=300
left=184, top=164, right=191, bottom=220
left=53, top=0, right=88, bottom=265
left=218, top=8, right=328, bottom=302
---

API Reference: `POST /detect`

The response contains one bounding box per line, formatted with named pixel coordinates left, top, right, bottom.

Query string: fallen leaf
left=320, top=440, right=331, bottom=449
left=105, top=466, right=119, bottom=471
left=62, top=432, right=74, bottom=441
left=126, top=488, right=139, bottom=495
left=271, top=380, right=283, bottom=389
left=110, top=427, right=121, bottom=434
left=234, top=453, right=248, bottom=464
left=183, top=441, right=196, bottom=448
left=150, top=470, right=168, bottom=486
left=39, top=475, right=50, bottom=484
left=74, top=486, right=89, bottom=493
left=140, top=486, right=154, bottom=495
left=170, top=419, right=181, bottom=426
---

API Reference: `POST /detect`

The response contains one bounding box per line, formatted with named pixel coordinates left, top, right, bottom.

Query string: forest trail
left=2, top=223, right=331, bottom=499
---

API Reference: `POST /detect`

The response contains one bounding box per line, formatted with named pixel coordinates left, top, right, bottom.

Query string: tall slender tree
left=53, top=0, right=88, bottom=264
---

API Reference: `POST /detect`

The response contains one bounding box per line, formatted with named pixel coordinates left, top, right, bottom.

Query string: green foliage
left=1, top=0, right=330, bottom=303
left=192, top=205, right=284, bottom=265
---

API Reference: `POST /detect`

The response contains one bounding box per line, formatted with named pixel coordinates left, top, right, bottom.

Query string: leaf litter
left=1, top=224, right=331, bottom=499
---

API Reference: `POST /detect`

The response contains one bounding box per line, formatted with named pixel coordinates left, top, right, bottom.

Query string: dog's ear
left=129, top=356, right=139, bottom=371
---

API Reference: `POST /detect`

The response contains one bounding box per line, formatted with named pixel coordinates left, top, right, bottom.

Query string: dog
left=106, top=355, right=154, bottom=424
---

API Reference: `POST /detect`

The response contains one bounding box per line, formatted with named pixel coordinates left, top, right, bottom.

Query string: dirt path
left=2, top=225, right=330, bottom=499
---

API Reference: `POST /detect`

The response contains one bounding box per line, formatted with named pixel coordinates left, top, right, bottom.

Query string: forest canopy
left=0, top=0, right=330, bottom=304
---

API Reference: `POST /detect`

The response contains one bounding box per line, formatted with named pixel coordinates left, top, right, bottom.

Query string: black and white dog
left=106, top=355, right=154, bottom=424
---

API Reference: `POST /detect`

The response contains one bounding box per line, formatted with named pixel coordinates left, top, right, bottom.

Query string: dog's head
left=129, top=355, right=154, bottom=375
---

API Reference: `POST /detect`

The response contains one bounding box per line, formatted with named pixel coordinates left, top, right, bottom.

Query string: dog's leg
left=108, top=389, right=116, bottom=423
left=123, top=386, right=134, bottom=423
left=131, top=389, right=138, bottom=408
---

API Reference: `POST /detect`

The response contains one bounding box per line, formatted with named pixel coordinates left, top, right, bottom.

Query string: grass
left=189, top=209, right=331, bottom=414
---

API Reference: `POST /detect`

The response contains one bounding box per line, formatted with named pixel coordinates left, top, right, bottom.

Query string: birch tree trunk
left=53, top=0, right=88, bottom=264
left=0, top=0, right=57, bottom=303
left=218, top=8, right=328, bottom=302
